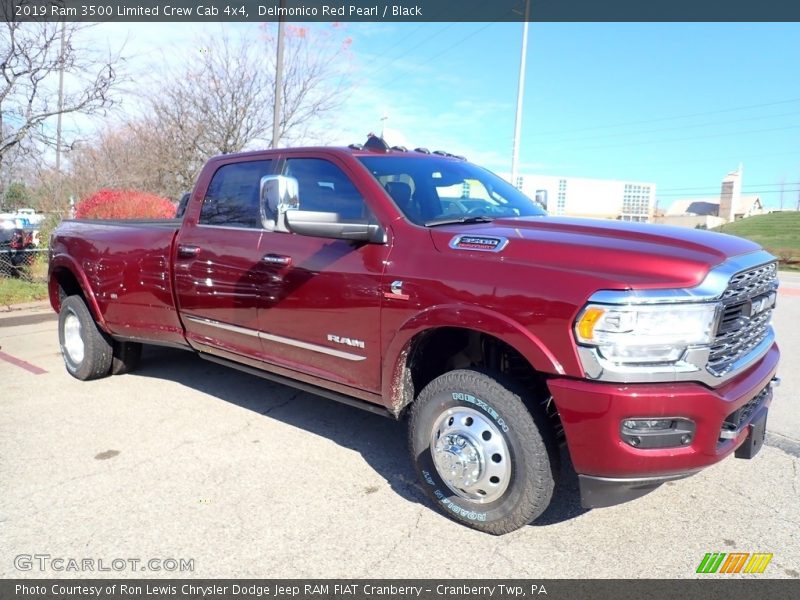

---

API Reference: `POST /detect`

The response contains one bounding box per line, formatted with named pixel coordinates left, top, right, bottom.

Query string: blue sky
left=85, top=21, right=800, bottom=211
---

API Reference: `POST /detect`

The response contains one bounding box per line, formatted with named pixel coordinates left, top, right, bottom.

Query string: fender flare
left=381, top=304, right=566, bottom=413
left=48, top=253, right=110, bottom=333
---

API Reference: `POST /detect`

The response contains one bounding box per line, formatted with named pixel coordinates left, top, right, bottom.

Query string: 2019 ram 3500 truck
left=48, top=137, right=780, bottom=534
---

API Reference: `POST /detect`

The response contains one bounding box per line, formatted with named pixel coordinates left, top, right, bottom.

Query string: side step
left=198, top=352, right=394, bottom=419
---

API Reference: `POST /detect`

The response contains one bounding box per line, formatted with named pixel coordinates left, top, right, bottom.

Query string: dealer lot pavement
left=1, top=275, right=798, bottom=579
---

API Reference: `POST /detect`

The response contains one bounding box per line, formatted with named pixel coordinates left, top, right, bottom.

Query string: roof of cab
left=206, top=136, right=466, bottom=163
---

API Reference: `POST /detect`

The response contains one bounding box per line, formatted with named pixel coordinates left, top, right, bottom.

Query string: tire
left=111, top=341, right=142, bottom=375
left=58, top=295, right=113, bottom=381
left=408, top=369, right=557, bottom=534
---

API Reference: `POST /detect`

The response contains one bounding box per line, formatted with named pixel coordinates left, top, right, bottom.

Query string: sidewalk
left=0, top=298, right=51, bottom=314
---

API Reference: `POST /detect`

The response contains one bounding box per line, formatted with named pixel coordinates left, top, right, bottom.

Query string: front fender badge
left=449, top=235, right=508, bottom=252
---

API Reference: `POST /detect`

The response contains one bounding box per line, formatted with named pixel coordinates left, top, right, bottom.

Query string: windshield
left=357, top=155, right=546, bottom=226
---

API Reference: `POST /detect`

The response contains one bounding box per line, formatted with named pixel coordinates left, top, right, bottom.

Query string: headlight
left=574, top=303, right=718, bottom=365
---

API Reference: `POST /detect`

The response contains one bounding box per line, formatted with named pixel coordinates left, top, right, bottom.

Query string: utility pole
left=510, top=0, right=530, bottom=187
left=271, top=8, right=285, bottom=149
left=55, top=21, right=66, bottom=206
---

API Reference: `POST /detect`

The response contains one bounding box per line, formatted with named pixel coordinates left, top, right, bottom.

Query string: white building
left=505, top=173, right=656, bottom=222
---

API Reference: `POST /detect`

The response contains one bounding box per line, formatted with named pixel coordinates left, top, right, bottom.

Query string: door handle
left=177, top=244, right=201, bottom=258
left=262, top=254, right=292, bottom=267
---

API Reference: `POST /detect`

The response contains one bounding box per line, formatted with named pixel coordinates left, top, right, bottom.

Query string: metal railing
left=0, top=248, right=49, bottom=282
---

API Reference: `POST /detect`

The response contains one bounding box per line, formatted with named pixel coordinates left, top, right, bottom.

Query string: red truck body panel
left=549, top=343, right=779, bottom=477
left=49, top=220, right=185, bottom=346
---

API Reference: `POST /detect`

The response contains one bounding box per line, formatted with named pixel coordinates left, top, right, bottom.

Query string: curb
left=0, top=299, right=51, bottom=314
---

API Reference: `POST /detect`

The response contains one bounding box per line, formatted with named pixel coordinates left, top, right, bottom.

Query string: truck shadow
left=133, top=345, right=588, bottom=527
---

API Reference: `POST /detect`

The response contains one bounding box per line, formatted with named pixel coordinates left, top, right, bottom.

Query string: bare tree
left=140, top=25, right=351, bottom=194
left=0, top=21, right=121, bottom=187
left=55, top=25, right=351, bottom=204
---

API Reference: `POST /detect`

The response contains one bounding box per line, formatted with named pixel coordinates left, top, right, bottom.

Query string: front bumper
left=548, top=342, right=780, bottom=507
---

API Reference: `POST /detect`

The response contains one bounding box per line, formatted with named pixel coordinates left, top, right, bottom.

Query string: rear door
left=256, top=154, right=390, bottom=393
left=174, top=158, right=277, bottom=360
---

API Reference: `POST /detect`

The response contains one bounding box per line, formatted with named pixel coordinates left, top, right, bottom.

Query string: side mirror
left=260, top=175, right=299, bottom=233
left=285, top=211, right=386, bottom=243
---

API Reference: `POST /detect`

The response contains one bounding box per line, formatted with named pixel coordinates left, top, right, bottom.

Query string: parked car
left=48, top=137, right=780, bottom=534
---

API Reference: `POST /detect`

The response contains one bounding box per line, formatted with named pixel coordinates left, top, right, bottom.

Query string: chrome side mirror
left=260, top=175, right=299, bottom=233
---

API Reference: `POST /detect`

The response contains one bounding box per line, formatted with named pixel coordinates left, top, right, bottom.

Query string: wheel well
left=50, top=267, right=84, bottom=312
left=400, top=327, right=563, bottom=440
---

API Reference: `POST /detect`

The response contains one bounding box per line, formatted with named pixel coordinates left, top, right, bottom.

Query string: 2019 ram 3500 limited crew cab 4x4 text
left=49, top=138, right=780, bottom=534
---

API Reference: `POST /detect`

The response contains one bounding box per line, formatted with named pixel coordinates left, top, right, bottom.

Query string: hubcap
left=430, top=406, right=511, bottom=503
left=63, top=312, right=85, bottom=364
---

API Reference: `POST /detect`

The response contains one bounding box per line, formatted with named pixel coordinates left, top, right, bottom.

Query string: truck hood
left=429, top=216, right=764, bottom=290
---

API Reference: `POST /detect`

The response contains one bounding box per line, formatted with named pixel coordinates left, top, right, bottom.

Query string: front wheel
left=58, top=295, right=113, bottom=381
left=408, top=369, right=557, bottom=534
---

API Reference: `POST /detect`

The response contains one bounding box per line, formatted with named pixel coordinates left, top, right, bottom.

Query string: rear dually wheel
left=58, top=295, right=113, bottom=381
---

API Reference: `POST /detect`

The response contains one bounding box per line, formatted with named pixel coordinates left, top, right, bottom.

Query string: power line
left=355, top=0, right=483, bottom=82
left=529, top=109, right=800, bottom=146
left=659, top=149, right=800, bottom=166
left=379, top=21, right=505, bottom=90
left=658, top=181, right=800, bottom=193
left=657, top=188, right=800, bottom=197
left=358, top=22, right=458, bottom=81
left=541, top=123, right=800, bottom=153
left=531, top=96, right=800, bottom=137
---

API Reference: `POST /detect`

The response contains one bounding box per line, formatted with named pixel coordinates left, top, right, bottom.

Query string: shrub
left=75, top=189, right=176, bottom=220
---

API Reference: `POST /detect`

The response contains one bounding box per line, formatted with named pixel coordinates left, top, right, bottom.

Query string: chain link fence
left=0, top=248, right=49, bottom=283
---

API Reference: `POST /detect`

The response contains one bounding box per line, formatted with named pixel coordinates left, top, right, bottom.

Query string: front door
left=256, top=155, right=390, bottom=393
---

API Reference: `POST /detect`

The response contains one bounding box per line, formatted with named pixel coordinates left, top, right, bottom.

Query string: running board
left=198, top=353, right=394, bottom=419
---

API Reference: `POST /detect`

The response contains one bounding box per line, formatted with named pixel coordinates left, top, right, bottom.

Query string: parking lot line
left=0, top=349, right=48, bottom=374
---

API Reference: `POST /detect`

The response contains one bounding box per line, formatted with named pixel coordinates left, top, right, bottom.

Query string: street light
left=510, top=0, right=531, bottom=187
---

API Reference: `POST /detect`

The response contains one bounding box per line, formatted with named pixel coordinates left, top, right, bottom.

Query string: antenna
left=380, top=114, right=388, bottom=139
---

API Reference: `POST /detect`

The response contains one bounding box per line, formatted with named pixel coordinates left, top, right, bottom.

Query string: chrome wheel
left=430, top=406, right=511, bottom=503
left=63, top=311, right=85, bottom=364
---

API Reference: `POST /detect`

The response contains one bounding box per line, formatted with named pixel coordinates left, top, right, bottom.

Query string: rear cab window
left=199, top=160, right=273, bottom=228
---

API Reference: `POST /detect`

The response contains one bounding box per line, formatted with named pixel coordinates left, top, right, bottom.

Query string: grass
left=712, top=212, right=800, bottom=269
left=0, top=278, right=48, bottom=307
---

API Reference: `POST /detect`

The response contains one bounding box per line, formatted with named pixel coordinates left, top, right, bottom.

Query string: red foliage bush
left=75, top=189, right=176, bottom=220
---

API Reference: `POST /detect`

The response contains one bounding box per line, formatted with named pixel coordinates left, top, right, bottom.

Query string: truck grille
left=708, top=261, right=777, bottom=377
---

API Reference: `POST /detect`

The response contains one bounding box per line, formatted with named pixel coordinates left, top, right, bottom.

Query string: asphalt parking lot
left=1, top=274, right=798, bottom=579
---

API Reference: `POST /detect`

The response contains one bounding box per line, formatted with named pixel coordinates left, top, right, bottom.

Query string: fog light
left=621, top=417, right=696, bottom=449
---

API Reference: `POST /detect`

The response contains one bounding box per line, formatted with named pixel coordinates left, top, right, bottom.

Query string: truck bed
left=50, top=219, right=186, bottom=346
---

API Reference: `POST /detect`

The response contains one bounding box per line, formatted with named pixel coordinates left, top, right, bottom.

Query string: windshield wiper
left=424, top=215, right=496, bottom=227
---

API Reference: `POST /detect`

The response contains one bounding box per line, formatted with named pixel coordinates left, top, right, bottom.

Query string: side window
left=284, top=158, right=367, bottom=220
left=200, top=160, right=272, bottom=228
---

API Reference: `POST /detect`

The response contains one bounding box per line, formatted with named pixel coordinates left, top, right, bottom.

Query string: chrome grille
left=722, top=261, right=777, bottom=302
left=708, top=261, right=777, bottom=376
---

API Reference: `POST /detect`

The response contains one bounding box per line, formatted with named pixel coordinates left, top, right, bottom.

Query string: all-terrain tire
left=408, top=369, right=556, bottom=534
left=58, top=295, right=113, bottom=381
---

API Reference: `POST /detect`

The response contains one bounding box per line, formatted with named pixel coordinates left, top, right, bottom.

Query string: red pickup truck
left=48, top=137, right=780, bottom=534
